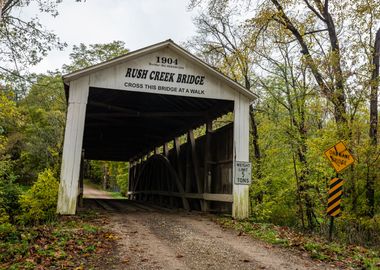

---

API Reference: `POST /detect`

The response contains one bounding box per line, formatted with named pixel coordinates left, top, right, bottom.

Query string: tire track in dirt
left=90, top=200, right=337, bottom=270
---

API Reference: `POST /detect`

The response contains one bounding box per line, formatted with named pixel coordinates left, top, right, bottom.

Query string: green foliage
left=0, top=222, right=16, bottom=240
left=0, top=91, right=21, bottom=155
left=18, top=169, right=59, bottom=225
left=0, top=0, right=68, bottom=97
left=113, top=162, right=129, bottom=194
left=217, top=216, right=380, bottom=269
left=0, top=154, right=21, bottom=239
left=17, top=74, right=66, bottom=181
left=85, top=161, right=129, bottom=194
left=63, top=41, right=129, bottom=73
left=0, top=181, right=21, bottom=222
left=191, top=0, right=380, bottom=244
left=86, top=160, right=104, bottom=185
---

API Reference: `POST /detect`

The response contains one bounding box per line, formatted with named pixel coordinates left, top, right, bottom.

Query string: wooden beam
left=128, top=161, right=134, bottom=199
left=160, top=155, right=189, bottom=210
left=185, top=138, right=191, bottom=193
left=132, top=154, right=190, bottom=210
left=163, top=143, right=169, bottom=157
left=233, top=95, right=250, bottom=219
left=88, top=101, right=139, bottom=115
left=188, top=129, right=205, bottom=211
left=174, top=137, right=185, bottom=187
left=57, top=76, right=89, bottom=215
left=78, top=150, right=85, bottom=208
left=87, top=111, right=206, bottom=118
left=188, top=130, right=202, bottom=193
left=128, top=191, right=233, bottom=203
left=207, top=159, right=233, bottom=165
left=203, top=121, right=212, bottom=211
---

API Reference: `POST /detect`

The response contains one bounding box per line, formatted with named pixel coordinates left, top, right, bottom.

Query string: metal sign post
left=327, top=176, right=344, bottom=241
left=324, top=141, right=354, bottom=241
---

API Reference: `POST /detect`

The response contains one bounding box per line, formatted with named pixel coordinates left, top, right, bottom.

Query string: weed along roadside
left=216, top=216, right=380, bottom=269
left=0, top=210, right=121, bottom=269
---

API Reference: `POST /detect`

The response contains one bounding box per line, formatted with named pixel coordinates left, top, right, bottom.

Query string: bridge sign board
left=324, top=141, right=354, bottom=173
left=235, top=161, right=252, bottom=185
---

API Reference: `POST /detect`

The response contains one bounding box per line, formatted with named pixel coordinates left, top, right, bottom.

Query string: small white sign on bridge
left=235, top=161, right=252, bottom=185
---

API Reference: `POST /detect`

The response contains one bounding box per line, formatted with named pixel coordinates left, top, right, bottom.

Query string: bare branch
left=303, top=0, right=326, bottom=22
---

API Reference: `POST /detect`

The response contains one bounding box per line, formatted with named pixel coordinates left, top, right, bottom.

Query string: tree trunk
left=246, top=78, right=263, bottom=203
left=367, top=27, right=380, bottom=217
left=102, top=163, right=109, bottom=190
left=270, top=0, right=347, bottom=128
left=250, top=106, right=263, bottom=202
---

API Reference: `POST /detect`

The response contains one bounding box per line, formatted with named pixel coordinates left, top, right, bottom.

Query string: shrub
left=1, top=182, right=21, bottom=222
left=0, top=186, right=18, bottom=239
left=0, top=221, right=16, bottom=240
left=18, top=168, right=59, bottom=225
left=0, top=159, right=20, bottom=238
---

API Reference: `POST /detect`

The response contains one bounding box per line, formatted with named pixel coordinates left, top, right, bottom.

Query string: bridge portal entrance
left=57, top=40, right=255, bottom=218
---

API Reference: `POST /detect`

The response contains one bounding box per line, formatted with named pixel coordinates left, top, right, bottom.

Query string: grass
left=216, top=216, right=380, bottom=269
left=109, top=191, right=127, bottom=199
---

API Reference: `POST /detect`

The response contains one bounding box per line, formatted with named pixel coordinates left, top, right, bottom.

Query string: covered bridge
left=57, top=40, right=256, bottom=218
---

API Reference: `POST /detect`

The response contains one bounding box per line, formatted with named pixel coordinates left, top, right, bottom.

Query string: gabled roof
left=63, top=39, right=256, bottom=100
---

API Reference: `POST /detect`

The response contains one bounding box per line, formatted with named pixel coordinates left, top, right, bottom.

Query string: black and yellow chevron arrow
left=327, top=177, right=344, bottom=217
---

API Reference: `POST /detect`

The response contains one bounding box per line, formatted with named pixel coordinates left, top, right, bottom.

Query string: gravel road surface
left=85, top=199, right=337, bottom=270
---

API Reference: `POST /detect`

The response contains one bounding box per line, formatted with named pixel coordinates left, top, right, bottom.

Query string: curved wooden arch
left=133, top=154, right=190, bottom=210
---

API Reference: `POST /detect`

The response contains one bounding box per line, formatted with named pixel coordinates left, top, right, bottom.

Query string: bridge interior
left=80, top=88, right=235, bottom=212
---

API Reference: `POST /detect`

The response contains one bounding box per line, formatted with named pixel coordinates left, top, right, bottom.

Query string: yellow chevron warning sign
left=324, top=141, right=354, bottom=173
left=327, top=177, right=344, bottom=217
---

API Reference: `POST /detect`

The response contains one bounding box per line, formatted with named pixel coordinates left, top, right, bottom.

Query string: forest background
left=0, top=0, right=380, bottom=250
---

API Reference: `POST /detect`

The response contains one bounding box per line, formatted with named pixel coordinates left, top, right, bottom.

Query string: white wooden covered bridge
left=57, top=40, right=256, bottom=218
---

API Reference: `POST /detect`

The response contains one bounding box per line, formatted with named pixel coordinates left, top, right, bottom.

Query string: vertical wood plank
left=128, top=161, right=134, bottom=199
left=57, top=76, right=89, bottom=215
left=174, top=137, right=190, bottom=210
left=203, top=121, right=212, bottom=211
left=188, top=129, right=205, bottom=211
left=174, top=138, right=184, bottom=185
left=78, top=150, right=85, bottom=208
left=163, top=143, right=169, bottom=157
left=233, top=94, right=250, bottom=219
left=185, top=138, right=192, bottom=193
left=163, top=143, right=173, bottom=206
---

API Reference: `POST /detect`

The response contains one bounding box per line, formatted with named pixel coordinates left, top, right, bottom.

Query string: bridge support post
left=57, top=77, right=89, bottom=215
left=232, top=94, right=250, bottom=219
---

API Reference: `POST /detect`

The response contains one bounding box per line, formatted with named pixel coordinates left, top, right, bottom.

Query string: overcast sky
left=22, top=0, right=198, bottom=73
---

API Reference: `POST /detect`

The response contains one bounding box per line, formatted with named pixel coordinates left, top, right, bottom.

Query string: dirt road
left=85, top=199, right=336, bottom=270
left=83, top=183, right=114, bottom=199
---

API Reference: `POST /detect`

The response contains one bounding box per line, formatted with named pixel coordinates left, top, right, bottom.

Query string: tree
left=191, top=0, right=380, bottom=129
left=189, top=0, right=380, bottom=231
left=0, top=0, right=76, bottom=98
left=17, top=74, right=66, bottom=181
left=63, top=41, right=129, bottom=73
left=187, top=8, right=263, bottom=202
left=367, top=27, right=380, bottom=217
